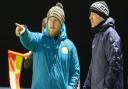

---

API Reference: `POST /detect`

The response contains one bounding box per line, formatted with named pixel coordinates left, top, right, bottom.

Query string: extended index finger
left=15, top=23, right=23, bottom=28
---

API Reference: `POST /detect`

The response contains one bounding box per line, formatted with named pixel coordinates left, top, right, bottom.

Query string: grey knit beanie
left=47, top=2, right=65, bottom=24
left=90, top=1, right=109, bottom=19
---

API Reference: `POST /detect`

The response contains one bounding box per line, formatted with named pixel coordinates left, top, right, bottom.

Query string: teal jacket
left=19, top=24, right=80, bottom=89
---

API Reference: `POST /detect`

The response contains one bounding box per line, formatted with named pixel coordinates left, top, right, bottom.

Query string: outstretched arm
left=15, top=23, right=42, bottom=51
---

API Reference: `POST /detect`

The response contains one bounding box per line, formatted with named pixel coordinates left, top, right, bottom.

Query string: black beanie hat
left=90, top=1, right=109, bottom=19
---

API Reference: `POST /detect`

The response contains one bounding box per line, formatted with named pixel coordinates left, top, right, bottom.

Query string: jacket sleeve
left=19, top=26, right=42, bottom=51
left=104, top=31, right=123, bottom=89
left=68, top=44, right=80, bottom=89
left=83, top=62, right=92, bottom=89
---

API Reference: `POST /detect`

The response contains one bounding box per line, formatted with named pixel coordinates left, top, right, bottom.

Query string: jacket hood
left=91, top=17, right=115, bottom=33
left=102, top=17, right=115, bottom=29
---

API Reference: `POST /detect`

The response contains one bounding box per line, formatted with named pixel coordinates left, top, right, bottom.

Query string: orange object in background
left=8, top=50, right=24, bottom=89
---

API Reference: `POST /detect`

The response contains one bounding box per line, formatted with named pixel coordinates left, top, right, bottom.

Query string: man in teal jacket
left=15, top=2, right=80, bottom=89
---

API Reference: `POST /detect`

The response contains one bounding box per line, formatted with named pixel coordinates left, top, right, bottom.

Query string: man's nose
left=89, top=15, right=91, bottom=20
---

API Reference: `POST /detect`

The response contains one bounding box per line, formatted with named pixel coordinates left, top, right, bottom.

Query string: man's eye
left=54, top=19, right=58, bottom=22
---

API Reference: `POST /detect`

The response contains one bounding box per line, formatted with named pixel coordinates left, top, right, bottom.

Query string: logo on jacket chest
left=92, top=44, right=95, bottom=49
left=62, top=47, right=68, bottom=54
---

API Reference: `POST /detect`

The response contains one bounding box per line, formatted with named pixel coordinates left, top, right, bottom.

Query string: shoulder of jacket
left=62, top=39, right=75, bottom=49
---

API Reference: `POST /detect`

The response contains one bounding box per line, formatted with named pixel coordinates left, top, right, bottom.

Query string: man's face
left=48, top=17, right=61, bottom=37
left=41, top=17, right=47, bottom=32
left=89, top=12, right=102, bottom=28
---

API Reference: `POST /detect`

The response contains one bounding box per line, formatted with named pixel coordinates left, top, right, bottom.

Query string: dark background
left=0, top=0, right=128, bottom=88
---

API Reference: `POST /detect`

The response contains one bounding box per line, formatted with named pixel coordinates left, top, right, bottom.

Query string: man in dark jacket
left=83, top=1, right=123, bottom=89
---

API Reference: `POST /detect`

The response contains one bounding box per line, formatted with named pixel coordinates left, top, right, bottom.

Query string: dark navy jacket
left=83, top=17, right=123, bottom=89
